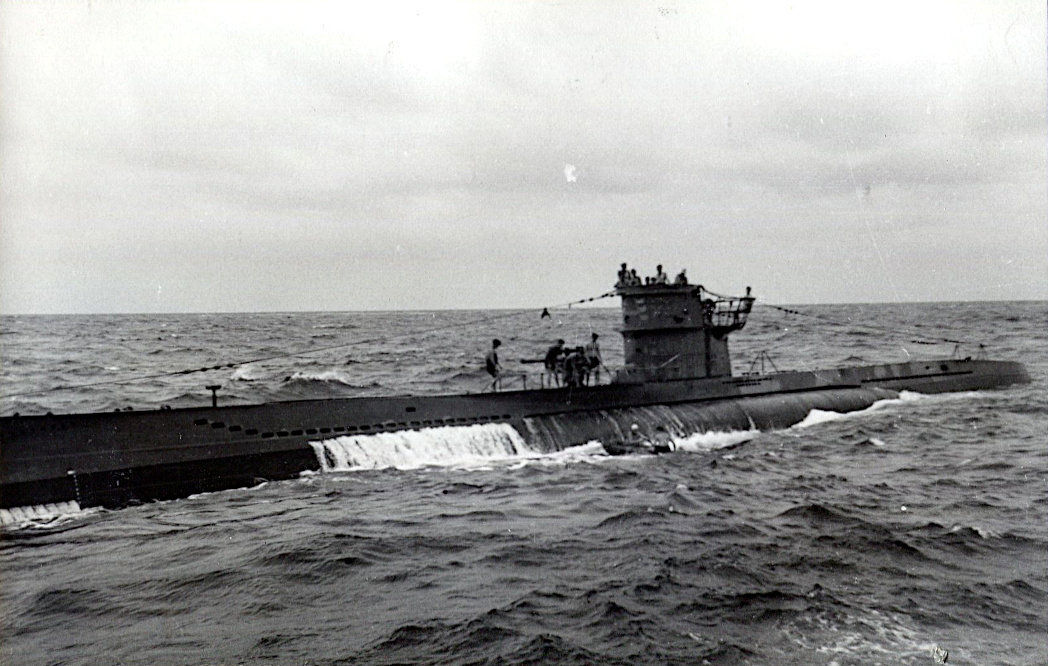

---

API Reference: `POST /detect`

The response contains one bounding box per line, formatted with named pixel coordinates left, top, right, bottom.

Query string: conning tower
left=615, top=284, right=755, bottom=383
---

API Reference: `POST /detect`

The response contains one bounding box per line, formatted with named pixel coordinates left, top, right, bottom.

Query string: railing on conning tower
left=700, top=289, right=756, bottom=333
left=609, top=278, right=757, bottom=384
left=613, top=280, right=756, bottom=333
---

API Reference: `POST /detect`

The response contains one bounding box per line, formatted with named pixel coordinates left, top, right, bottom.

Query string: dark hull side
left=0, top=358, right=1030, bottom=511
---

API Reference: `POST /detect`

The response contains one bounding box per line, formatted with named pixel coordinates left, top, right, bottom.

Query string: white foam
left=792, top=394, right=917, bottom=430
left=951, top=523, right=1000, bottom=539
left=896, top=390, right=927, bottom=402
left=0, top=500, right=83, bottom=528
left=790, top=607, right=945, bottom=663
left=793, top=408, right=854, bottom=429
left=310, top=423, right=541, bottom=472
left=288, top=370, right=354, bottom=385
left=186, top=480, right=269, bottom=501
left=674, top=429, right=759, bottom=452
left=552, top=441, right=607, bottom=458
left=230, top=365, right=265, bottom=381
left=506, top=441, right=609, bottom=469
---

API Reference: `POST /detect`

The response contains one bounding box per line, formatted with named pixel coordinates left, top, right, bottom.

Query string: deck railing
left=704, top=296, right=755, bottom=330
left=489, top=368, right=612, bottom=392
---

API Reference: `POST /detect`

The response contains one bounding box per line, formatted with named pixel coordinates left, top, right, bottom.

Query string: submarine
left=0, top=275, right=1031, bottom=515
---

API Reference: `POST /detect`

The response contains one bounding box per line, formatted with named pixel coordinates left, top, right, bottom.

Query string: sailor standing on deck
left=485, top=339, right=503, bottom=391
left=562, top=347, right=587, bottom=387
left=544, top=339, right=566, bottom=387
left=584, top=333, right=603, bottom=385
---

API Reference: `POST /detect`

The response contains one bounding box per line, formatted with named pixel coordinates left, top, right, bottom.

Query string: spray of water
left=310, top=423, right=540, bottom=471
left=0, top=501, right=83, bottom=528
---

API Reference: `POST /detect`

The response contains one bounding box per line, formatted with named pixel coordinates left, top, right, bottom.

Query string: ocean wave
left=439, top=481, right=488, bottom=496
left=775, top=503, right=859, bottom=525
left=27, top=587, right=121, bottom=620
left=675, top=428, right=758, bottom=452
left=254, top=544, right=376, bottom=582
left=280, top=370, right=379, bottom=388
left=445, top=368, right=486, bottom=381
left=855, top=437, right=887, bottom=447
left=435, top=509, right=507, bottom=521
left=361, top=620, right=597, bottom=666
left=785, top=607, right=948, bottom=665
left=906, top=521, right=1045, bottom=554
left=662, top=484, right=701, bottom=513
left=790, top=392, right=924, bottom=429
left=798, top=524, right=934, bottom=564
left=0, top=501, right=91, bottom=530
left=133, top=567, right=254, bottom=601
left=675, top=589, right=811, bottom=625
left=287, top=370, right=354, bottom=384
left=160, top=391, right=217, bottom=406
left=506, top=442, right=607, bottom=468
left=230, top=365, right=265, bottom=382
left=310, top=423, right=538, bottom=472
left=594, top=507, right=675, bottom=529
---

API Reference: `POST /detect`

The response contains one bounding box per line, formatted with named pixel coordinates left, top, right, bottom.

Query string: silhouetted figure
left=702, top=298, right=717, bottom=323
left=562, top=347, right=587, bottom=387
left=584, top=333, right=603, bottom=385
left=540, top=307, right=551, bottom=319
left=485, top=339, right=502, bottom=391
left=654, top=264, right=669, bottom=285
left=616, top=263, right=629, bottom=287
left=544, top=339, right=566, bottom=386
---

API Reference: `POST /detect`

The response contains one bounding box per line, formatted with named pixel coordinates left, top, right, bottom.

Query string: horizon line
left=1, top=297, right=1045, bottom=317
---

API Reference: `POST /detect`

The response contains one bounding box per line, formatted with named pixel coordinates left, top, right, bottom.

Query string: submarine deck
left=0, top=357, right=1031, bottom=510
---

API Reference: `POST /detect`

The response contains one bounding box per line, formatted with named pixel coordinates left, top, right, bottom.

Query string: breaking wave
left=0, top=501, right=85, bottom=528
left=286, top=370, right=356, bottom=385
left=674, top=428, right=759, bottom=452
left=791, top=391, right=924, bottom=429
left=230, top=365, right=265, bottom=382
left=310, top=423, right=541, bottom=471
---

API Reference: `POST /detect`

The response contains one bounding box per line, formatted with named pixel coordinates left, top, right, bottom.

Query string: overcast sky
left=1, top=0, right=1045, bottom=313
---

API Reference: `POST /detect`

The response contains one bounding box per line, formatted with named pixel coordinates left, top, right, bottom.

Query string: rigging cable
left=756, top=302, right=971, bottom=346
left=0, top=291, right=618, bottom=400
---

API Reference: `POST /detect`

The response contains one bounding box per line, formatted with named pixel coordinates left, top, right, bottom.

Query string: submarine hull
left=0, top=358, right=1030, bottom=512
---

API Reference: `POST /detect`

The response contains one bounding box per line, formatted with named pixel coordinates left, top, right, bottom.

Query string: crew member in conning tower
left=616, top=263, right=630, bottom=288
left=654, top=265, right=669, bottom=285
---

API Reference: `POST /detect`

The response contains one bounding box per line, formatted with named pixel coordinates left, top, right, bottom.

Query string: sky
left=1, top=0, right=1045, bottom=314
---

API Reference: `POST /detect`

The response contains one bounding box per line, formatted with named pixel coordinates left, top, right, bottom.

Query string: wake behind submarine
left=0, top=267, right=1031, bottom=516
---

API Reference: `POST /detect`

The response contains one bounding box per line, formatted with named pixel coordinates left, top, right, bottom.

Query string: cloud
left=1, top=0, right=1045, bottom=313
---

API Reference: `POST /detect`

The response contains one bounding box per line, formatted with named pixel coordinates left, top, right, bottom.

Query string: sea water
left=0, top=301, right=1045, bottom=665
